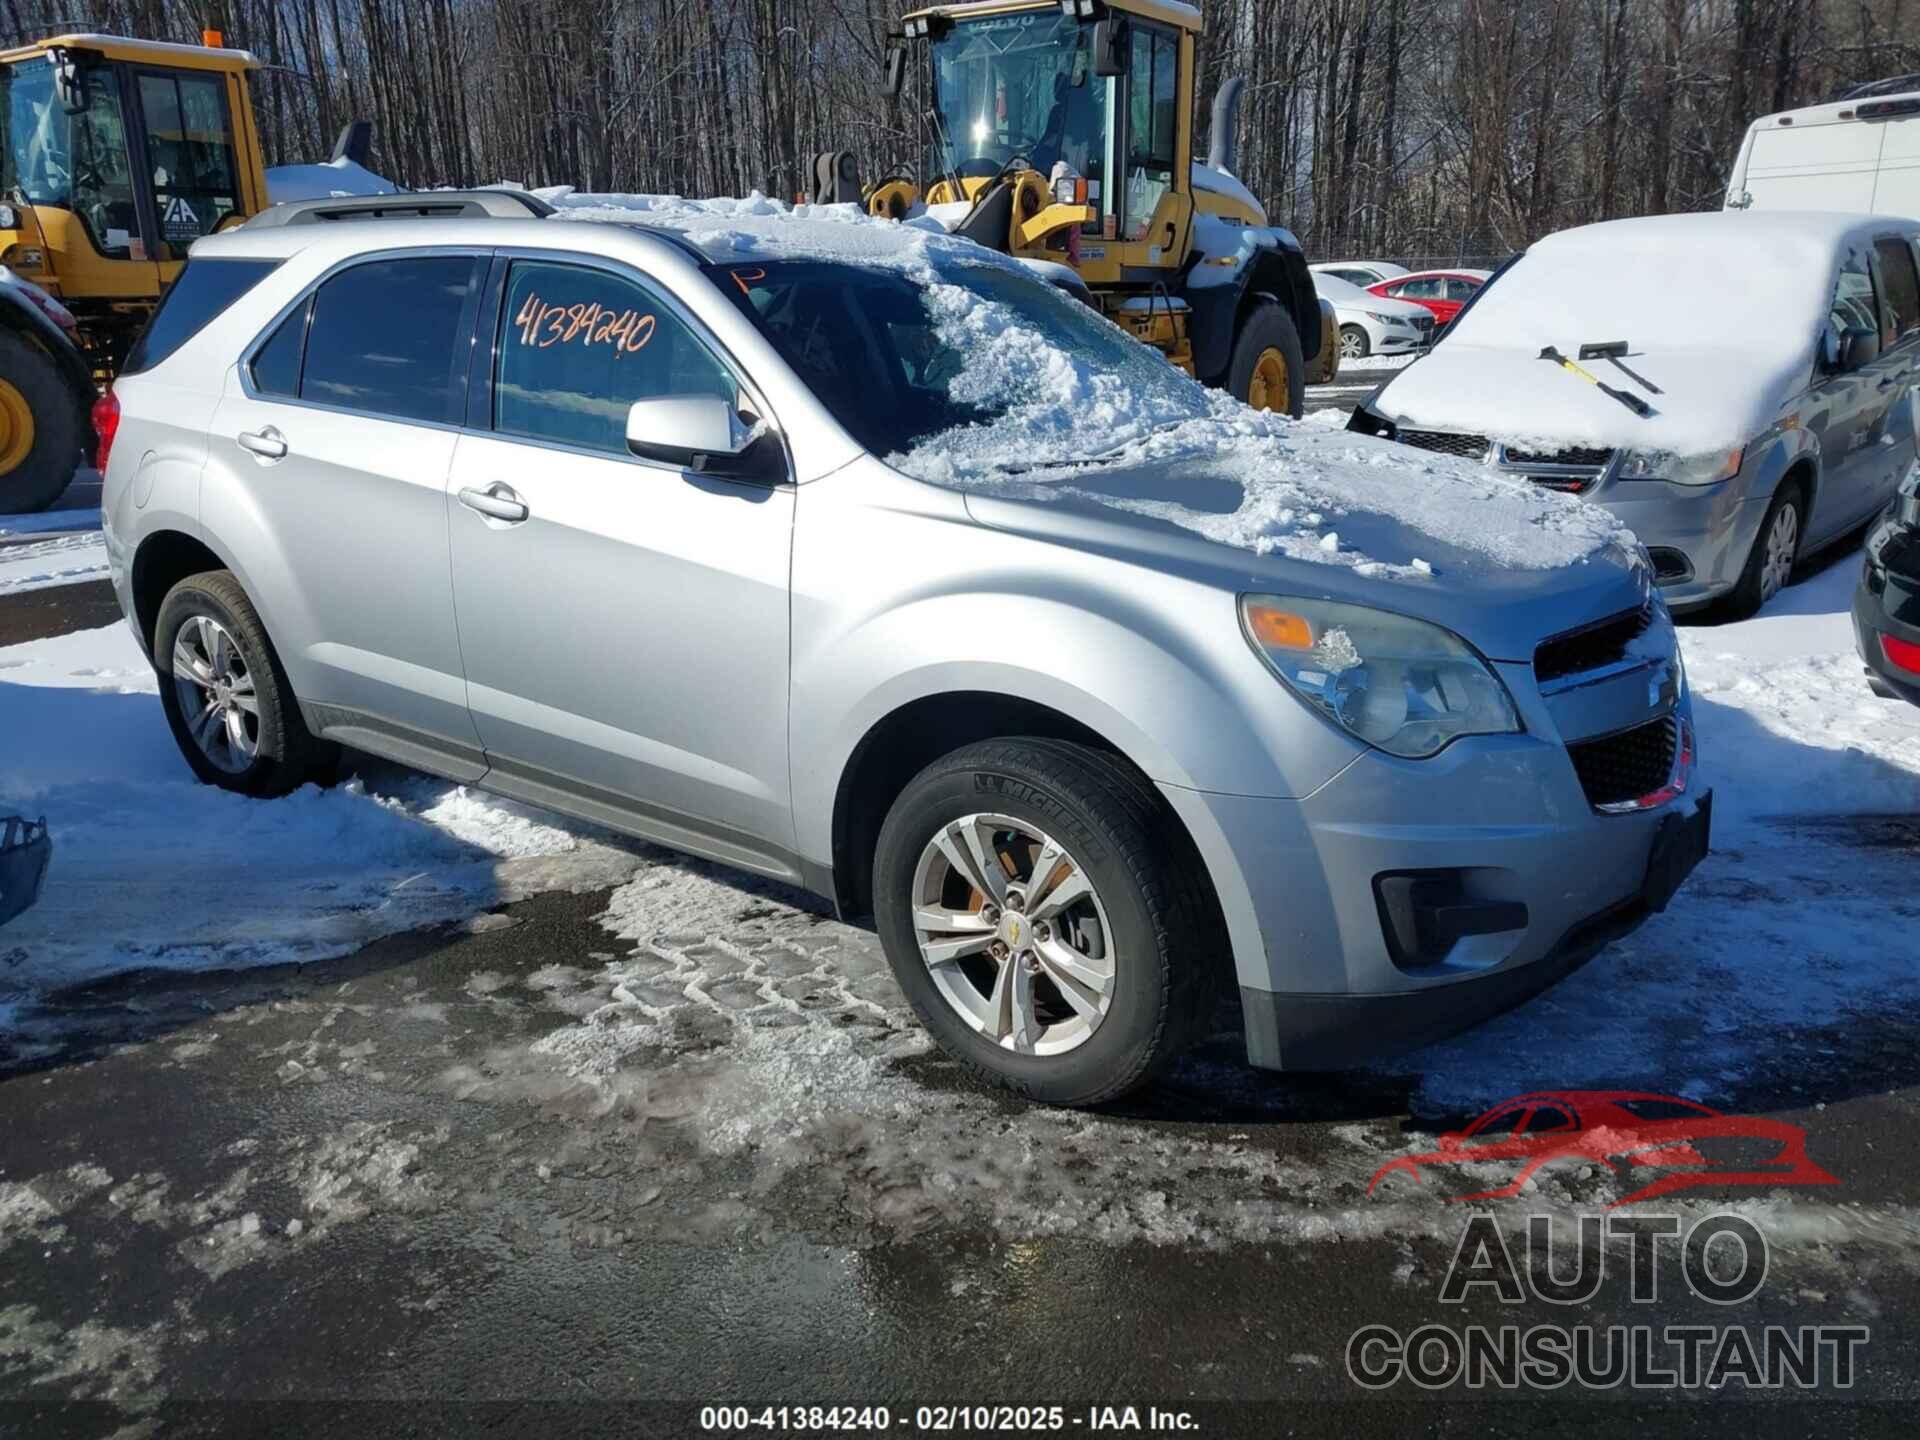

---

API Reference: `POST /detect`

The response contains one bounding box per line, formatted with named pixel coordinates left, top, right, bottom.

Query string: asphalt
left=3, top=549, right=1919, bottom=1438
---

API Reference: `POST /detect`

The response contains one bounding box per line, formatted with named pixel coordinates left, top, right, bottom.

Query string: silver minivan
left=100, top=195, right=1709, bottom=1105
left=1353, top=212, right=1920, bottom=616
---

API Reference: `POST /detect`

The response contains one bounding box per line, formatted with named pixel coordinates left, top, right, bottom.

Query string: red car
left=1366, top=269, right=1491, bottom=330
left=1366, top=1091, right=1838, bottom=1208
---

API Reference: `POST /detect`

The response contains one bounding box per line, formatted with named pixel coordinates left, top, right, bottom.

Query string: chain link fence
left=1308, top=233, right=1520, bottom=273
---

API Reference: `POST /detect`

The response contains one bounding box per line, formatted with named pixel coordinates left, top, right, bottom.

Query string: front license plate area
left=1642, top=790, right=1711, bottom=914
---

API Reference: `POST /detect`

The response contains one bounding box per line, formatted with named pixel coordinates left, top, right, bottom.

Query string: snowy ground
left=3, top=549, right=1917, bottom=1123
left=0, top=482, right=106, bottom=597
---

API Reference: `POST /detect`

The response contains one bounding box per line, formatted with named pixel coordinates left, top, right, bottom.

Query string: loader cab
left=0, top=34, right=268, bottom=373
left=910, top=0, right=1195, bottom=284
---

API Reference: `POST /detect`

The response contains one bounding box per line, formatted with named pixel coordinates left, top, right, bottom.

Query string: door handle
left=457, top=483, right=529, bottom=523
left=237, top=426, right=287, bottom=460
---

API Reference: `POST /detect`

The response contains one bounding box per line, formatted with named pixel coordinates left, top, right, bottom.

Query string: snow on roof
left=540, top=188, right=1625, bottom=577
left=1374, top=210, right=1911, bottom=455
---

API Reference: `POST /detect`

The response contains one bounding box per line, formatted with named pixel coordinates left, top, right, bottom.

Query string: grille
left=1569, top=716, right=1678, bottom=809
left=1501, top=445, right=1614, bottom=469
left=1534, top=600, right=1654, bottom=684
left=1396, top=428, right=1489, bottom=461
left=1412, top=315, right=1436, bottom=337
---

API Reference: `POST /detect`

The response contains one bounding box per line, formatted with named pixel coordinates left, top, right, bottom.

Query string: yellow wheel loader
left=823, top=0, right=1336, bottom=419
left=0, top=31, right=271, bottom=510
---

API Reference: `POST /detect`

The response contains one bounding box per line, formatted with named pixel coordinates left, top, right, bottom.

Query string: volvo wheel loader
left=818, top=0, right=1335, bottom=419
left=0, top=31, right=272, bottom=511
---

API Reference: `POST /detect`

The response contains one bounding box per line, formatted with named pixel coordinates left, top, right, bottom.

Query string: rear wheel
left=0, top=330, right=84, bottom=513
left=1226, top=300, right=1306, bottom=419
left=1339, top=323, right=1370, bottom=361
left=872, top=738, right=1219, bottom=1107
left=155, top=570, right=334, bottom=797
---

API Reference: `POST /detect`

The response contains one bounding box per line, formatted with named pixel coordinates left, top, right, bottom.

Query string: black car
left=1855, top=463, right=1920, bottom=706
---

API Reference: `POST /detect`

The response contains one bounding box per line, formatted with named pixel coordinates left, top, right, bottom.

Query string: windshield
left=1, top=59, right=139, bottom=258
left=711, top=256, right=1207, bottom=470
left=928, top=11, right=1111, bottom=197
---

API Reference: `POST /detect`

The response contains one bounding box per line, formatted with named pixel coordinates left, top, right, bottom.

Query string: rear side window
left=121, top=257, right=279, bottom=375
left=1875, top=237, right=1920, bottom=339
left=300, top=256, right=483, bottom=424
left=493, top=259, right=736, bottom=456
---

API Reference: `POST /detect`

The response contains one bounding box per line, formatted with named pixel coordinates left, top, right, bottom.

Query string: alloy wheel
left=172, top=614, right=260, bottom=774
left=909, top=813, right=1117, bottom=1056
left=1339, top=329, right=1367, bottom=361
left=1760, top=501, right=1798, bottom=602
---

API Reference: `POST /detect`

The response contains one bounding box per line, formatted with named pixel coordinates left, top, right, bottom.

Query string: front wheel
left=0, top=330, right=84, bottom=514
left=1339, top=323, right=1370, bottom=361
left=1724, top=480, right=1805, bottom=619
left=1226, top=300, right=1306, bottom=419
left=872, top=738, right=1219, bottom=1107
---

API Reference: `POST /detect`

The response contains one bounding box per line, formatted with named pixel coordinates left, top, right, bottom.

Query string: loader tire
left=1226, top=300, right=1306, bottom=419
left=0, top=330, right=85, bottom=514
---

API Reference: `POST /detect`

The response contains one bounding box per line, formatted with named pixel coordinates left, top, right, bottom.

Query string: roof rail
left=1834, top=73, right=1920, bottom=103
left=244, top=188, right=555, bottom=229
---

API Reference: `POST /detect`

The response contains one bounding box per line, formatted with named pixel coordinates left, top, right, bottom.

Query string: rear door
left=1744, top=118, right=1884, bottom=211
left=203, top=250, right=489, bottom=770
left=445, top=254, right=795, bottom=865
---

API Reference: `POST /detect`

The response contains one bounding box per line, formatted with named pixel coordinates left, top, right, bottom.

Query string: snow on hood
left=1374, top=211, right=1879, bottom=456
left=539, top=188, right=1628, bottom=576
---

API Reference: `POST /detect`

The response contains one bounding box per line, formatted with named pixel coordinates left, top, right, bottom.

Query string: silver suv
left=100, top=194, right=1711, bottom=1105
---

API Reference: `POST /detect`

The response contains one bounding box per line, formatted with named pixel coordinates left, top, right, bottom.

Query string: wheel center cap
left=998, top=914, right=1025, bottom=950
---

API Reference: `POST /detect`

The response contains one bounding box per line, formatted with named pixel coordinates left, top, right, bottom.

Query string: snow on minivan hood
left=541, top=188, right=1628, bottom=579
left=1375, top=211, right=1886, bottom=456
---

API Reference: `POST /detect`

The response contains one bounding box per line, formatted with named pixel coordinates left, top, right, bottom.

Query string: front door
left=203, top=252, right=488, bottom=768
left=1809, top=248, right=1890, bottom=541
left=446, top=256, right=796, bottom=868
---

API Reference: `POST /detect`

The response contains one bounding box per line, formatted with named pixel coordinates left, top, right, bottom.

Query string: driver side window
left=1831, top=253, right=1880, bottom=344
left=70, top=69, right=138, bottom=260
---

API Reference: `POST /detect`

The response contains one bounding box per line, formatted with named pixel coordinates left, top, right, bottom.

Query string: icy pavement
left=1, top=557, right=1916, bottom=1259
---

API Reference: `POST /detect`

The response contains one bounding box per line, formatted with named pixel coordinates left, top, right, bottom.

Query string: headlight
left=1366, top=311, right=1405, bottom=326
left=1896, top=461, right=1919, bottom=525
left=1616, top=448, right=1743, bottom=485
left=1240, top=595, right=1520, bottom=758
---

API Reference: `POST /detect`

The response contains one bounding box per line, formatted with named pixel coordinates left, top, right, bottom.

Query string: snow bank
left=1375, top=212, right=1872, bottom=455
left=545, top=189, right=1626, bottom=576
left=0, top=626, right=638, bottom=1003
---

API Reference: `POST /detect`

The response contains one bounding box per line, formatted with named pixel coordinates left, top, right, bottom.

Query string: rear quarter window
left=122, top=257, right=280, bottom=375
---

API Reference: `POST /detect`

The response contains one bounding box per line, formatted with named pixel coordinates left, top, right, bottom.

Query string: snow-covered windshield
left=712, top=255, right=1208, bottom=468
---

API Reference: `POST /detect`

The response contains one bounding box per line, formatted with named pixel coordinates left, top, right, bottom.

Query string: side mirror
left=884, top=44, right=907, bottom=100
left=1091, top=17, right=1127, bottom=78
left=1839, top=325, right=1882, bottom=373
left=50, top=50, right=89, bottom=115
left=626, top=395, right=782, bottom=481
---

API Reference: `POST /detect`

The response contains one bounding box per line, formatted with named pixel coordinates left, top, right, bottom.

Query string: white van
left=1725, top=78, right=1920, bottom=216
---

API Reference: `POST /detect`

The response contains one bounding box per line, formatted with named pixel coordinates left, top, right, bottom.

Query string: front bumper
left=1593, top=479, right=1767, bottom=611
left=1853, top=524, right=1920, bottom=705
left=1161, top=676, right=1707, bottom=1071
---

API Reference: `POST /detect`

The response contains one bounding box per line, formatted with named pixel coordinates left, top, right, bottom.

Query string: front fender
left=786, top=460, right=1363, bottom=867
